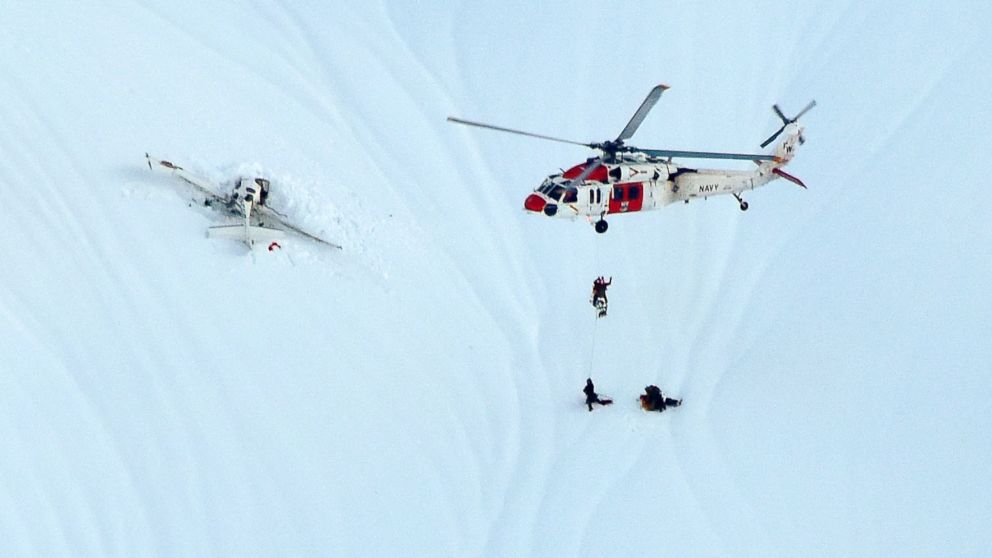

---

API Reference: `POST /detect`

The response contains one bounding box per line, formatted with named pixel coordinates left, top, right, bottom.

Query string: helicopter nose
left=524, top=193, right=546, bottom=212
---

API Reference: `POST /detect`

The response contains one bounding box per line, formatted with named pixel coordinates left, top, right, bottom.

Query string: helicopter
left=448, top=84, right=815, bottom=233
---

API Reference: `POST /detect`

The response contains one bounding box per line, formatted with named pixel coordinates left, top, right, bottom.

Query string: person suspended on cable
left=591, top=276, right=612, bottom=317
left=591, top=276, right=611, bottom=306
left=583, top=378, right=613, bottom=412
left=640, top=384, right=682, bottom=412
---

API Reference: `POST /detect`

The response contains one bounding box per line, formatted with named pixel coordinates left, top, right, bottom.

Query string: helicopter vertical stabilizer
left=770, top=123, right=803, bottom=165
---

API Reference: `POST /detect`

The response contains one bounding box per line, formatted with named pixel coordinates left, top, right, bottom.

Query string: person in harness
left=640, top=385, right=682, bottom=412
left=591, top=276, right=612, bottom=317
left=583, top=378, right=613, bottom=412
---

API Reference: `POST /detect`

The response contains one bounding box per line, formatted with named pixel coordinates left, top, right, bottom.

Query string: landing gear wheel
left=733, top=192, right=748, bottom=212
left=595, top=220, right=608, bottom=234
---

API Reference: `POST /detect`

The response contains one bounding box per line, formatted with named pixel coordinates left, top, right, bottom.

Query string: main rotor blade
left=447, top=116, right=592, bottom=148
left=640, top=148, right=778, bottom=161
left=794, top=99, right=817, bottom=120
left=616, top=84, right=669, bottom=142
left=772, top=104, right=788, bottom=124
left=760, top=126, right=785, bottom=148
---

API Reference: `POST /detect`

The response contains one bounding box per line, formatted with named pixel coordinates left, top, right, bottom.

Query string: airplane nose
left=524, top=193, right=546, bottom=212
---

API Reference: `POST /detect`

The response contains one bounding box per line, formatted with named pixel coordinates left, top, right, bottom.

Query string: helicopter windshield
left=538, top=177, right=576, bottom=203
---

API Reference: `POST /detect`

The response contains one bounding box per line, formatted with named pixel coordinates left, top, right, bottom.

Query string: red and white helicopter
left=448, top=85, right=815, bottom=233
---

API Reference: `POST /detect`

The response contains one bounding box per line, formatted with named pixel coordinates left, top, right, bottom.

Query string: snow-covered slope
left=2, top=1, right=990, bottom=556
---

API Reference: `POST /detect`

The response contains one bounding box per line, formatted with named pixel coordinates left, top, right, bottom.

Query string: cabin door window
left=608, top=183, right=644, bottom=213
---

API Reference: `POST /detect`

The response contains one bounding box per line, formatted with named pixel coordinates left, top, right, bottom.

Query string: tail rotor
left=761, top=100, right=816, bottom=148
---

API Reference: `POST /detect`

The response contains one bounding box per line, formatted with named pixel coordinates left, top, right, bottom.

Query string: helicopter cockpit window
left=562, top=188, right=577, bottom=203
left=539, top=179, right=558, bottom=195
left=546, top=185, right=565, bottom=201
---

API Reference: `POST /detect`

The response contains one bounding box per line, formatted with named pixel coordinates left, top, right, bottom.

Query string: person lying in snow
left=640, top=385, right=682, bottom=412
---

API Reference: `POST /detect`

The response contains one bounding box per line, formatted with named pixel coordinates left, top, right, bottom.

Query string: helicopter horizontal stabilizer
left=772, top=168, right=806, bottom=188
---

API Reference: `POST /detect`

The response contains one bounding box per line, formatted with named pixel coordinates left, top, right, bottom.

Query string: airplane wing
left=255, top=205, right=343, bottom=250
left=145, top=153, right=227, bottom=205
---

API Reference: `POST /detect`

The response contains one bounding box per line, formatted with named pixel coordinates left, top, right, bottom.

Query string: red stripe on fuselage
left=562, top=163, right=608, bottom=182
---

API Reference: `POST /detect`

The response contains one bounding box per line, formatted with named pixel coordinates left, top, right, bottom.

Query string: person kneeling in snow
left=640, top=385, right=682, bottom=412
left=583, top=378, right=613, bottom=412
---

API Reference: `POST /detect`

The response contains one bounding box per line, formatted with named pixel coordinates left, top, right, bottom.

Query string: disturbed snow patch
left=128, top=157, right=389, bottom=277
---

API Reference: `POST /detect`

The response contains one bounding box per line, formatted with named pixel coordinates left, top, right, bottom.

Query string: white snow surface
left=2, top=1, right=991, bottom=556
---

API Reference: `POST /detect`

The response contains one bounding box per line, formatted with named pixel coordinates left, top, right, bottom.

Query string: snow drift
left=1, top=1, right=990, bottom=556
